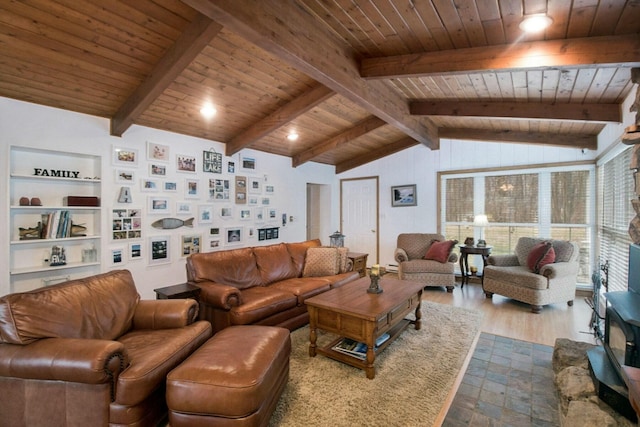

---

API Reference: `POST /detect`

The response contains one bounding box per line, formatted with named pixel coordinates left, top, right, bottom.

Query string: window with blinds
left=597, top=146, right=634, bottom=293
left=440, top=165, right=594, bottom=284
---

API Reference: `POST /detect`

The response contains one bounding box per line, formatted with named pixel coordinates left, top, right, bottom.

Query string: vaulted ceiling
left=1, top=1, right=639, bottom=172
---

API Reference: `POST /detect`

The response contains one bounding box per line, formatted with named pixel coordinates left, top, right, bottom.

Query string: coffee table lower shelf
left=314, top=318, right=413, bottom=374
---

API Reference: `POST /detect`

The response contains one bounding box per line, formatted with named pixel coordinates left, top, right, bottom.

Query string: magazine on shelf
left=331, top=333, right=390, bottom=360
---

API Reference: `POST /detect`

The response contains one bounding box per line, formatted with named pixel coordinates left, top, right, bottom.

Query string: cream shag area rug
left=268, top=301, right=482, bottom=427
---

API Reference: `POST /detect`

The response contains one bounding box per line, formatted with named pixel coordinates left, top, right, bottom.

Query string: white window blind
left=441, top=164, right=594, bottom=284
left=597, top=146, right=634, bottom=292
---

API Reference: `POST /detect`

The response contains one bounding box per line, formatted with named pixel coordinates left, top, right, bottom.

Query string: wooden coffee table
left=305, top=276, right=423, bottom=379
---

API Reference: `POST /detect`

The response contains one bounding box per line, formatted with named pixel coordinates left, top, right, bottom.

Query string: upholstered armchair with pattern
left=483, top=237, right=580, bottom=313
left=394, top=233, right=459, bottom=292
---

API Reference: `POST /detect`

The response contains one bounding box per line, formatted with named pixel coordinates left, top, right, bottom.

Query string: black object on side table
left=154, top=283, right=201, bottom=301
left=458, top=245, right=492, bottom=288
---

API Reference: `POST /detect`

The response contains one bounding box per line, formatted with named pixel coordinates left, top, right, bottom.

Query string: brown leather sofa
left=186, top=239, right=360, bottom=333
left=0, top=269, right=212, bottom=427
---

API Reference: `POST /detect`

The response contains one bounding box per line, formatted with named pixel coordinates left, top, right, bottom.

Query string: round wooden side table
left=459, top=245, right=492, bottom=288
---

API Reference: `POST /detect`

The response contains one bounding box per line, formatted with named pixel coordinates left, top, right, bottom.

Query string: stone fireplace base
left=553, top=338, right=635, bottom=426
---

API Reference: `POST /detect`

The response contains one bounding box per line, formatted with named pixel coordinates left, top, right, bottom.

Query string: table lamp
left=474, top=214, right=489, bottom=247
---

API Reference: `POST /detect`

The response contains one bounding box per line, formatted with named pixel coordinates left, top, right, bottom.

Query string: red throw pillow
left=527, top=242, right=556, bottom=273
left=424, top=240, right=457, bottom=263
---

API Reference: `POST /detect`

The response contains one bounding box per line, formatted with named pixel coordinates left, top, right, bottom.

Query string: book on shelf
left=38, top=211, right=72, bottom=239
left=331, top=333, right=390, bottom=360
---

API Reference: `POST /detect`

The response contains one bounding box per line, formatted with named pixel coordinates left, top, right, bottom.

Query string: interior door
left=341, top=177, right=379, bottom=266
left=307, top=183, right=330, bottom=241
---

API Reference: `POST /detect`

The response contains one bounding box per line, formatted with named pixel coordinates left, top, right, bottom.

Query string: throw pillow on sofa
left=527, top=241, right=556, bottom=273
left=337, top=247, right=350, bottom=273
left=303, top=247, right=340, bottom=277
left=424, top=240, right=457, bottom=263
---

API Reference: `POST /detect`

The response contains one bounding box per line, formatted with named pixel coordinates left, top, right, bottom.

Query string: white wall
left=337, top=85, right=638, bottom=268
left=0, top=98, right=337, bottom=298
left=2, top=86, right=635, bottom=297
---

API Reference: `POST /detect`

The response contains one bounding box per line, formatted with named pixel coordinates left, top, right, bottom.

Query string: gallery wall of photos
left=110, top=141, right=282, bottom=268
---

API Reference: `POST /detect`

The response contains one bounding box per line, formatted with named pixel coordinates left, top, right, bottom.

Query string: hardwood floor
left=421, top=281, right=598, bottom=347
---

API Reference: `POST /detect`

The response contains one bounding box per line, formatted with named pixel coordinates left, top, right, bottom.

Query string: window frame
left=438, top=161, right=595, bottom=286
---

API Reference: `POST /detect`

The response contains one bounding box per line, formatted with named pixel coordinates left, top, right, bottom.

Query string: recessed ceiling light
left=519, top=14, right=553, bottom=33
left=287, top=132, right=299, bottom=141
left=200, top=103, right=217, bottom=119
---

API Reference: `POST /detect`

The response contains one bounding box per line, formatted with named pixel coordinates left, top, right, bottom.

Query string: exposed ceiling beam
left=361, top=35, right=640, bottom=79
left=335, top=137, right=419, bottom=173
left=439, top=128, right=597, bottom=150
left=183, top=0, right=439, bottom=150
left=410, top=101, right=621, bottom=123
left=226, top=84, right=335, bottom=156
left=111, top=13, right=222, bottom=137
left=292, top=116, right=386, bottom=167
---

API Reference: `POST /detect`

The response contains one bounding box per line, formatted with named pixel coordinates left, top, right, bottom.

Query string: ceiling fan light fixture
left=200, top=103, right=217, bottom=119
left=519, top=14, right=553, bottom=33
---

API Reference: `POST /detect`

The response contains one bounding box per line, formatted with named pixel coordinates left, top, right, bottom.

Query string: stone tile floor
left=443, top=332, right=560, bottom=426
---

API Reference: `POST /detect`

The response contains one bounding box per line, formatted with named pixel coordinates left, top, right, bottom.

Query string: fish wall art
left=151, top=217, right=194, bottom=229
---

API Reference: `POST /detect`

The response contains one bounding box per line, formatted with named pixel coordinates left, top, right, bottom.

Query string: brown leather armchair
left=0, top=270, right=212, bottom=426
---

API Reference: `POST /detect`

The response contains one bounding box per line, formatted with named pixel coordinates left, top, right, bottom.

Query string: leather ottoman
left=166, top=325, right=291, bottom=427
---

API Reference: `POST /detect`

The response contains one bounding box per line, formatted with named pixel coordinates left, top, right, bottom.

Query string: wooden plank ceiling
left=1, top=0, right=639, bottom=172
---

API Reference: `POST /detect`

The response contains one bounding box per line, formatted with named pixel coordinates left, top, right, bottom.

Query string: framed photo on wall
left=254, top=207, right=265, bottom=223
left=176, top=201, right=193, bottom=215
left=110, top=247, right=125, bottom=266
left=249, top=177, right=262, bottom=194
left=198, top=205, right=213, bottom=224
left=147, top=141, right=170, bottom=162
left=148, top=196, right=170, bottom=214
left=185, top=178, right=199, bottom=198
left=164, top=181, right=178, bottom=192
left=391, top=184, right=417, bottom=207
left=111, top=208, right=142, bottom=240
left=141, top=178, right=160, bottom=192
left=220, top=206, right=233, bottom=219
left=113, top=146, right=138, bottom=167
left=128, top=242, right=142, bottom=261
left=240, top=155, right=256, bottom=172
left=181, top=234, right=201, bottom=257
left=115, top=169, right=135, bottom=184
left=208, top=238, right=222, bottom=251
left=177, top=154, right=196, bottom=173
left=209, top=178, right=230, bottom=201
left=235, top=175, right=247, bottom=204
left=240, top=208, right=251, bottom=220
left=225, top=227, right=243, bottom=245
left=149, top=163, right=167, bottom=177
left=149, top=235, right=170, bottom=265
